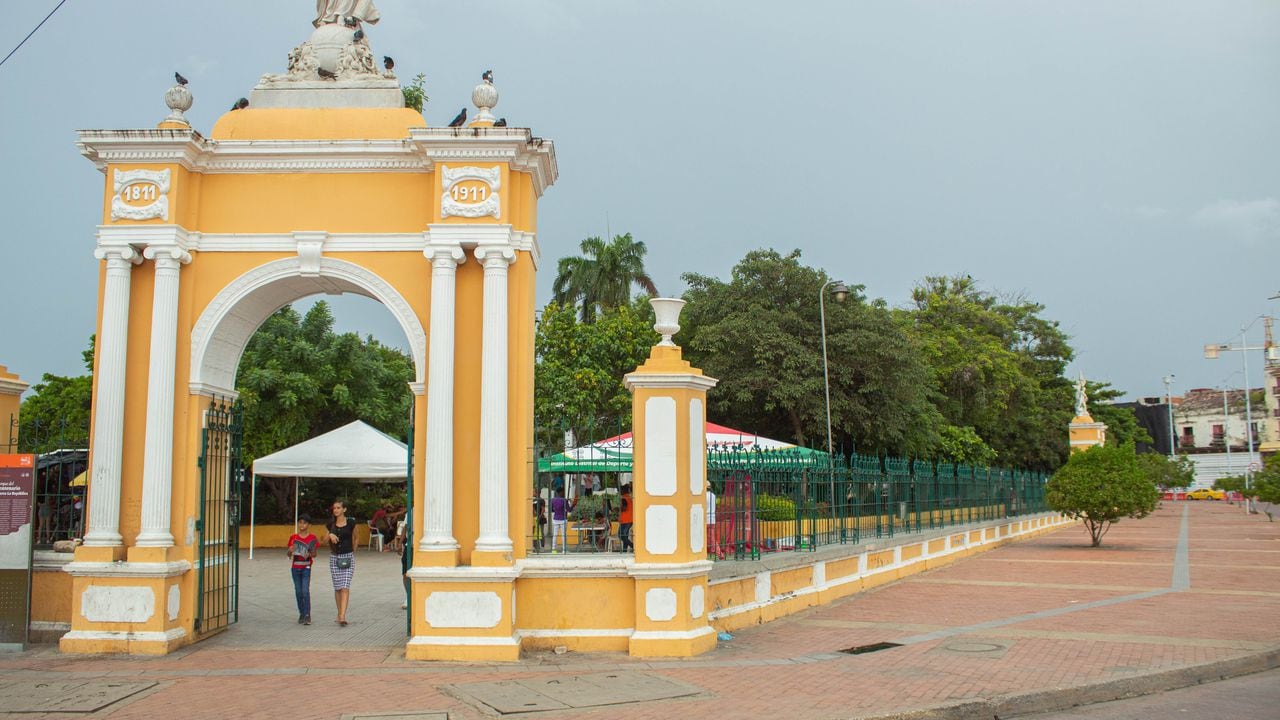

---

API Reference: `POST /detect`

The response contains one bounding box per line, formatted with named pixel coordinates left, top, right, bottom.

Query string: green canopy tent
left=537, top=421, right=829, bottom=474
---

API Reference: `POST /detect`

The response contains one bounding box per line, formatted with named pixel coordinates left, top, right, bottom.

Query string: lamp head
left=832, top=281, right=849, bottom=303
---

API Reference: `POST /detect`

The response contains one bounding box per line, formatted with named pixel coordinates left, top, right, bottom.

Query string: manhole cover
left=449, top=672, right=702, bottom=715
left=0, top=680, right=157, bottom=713
left=945, top=642, right=1004, bottom=653
left=933, top=639, right=1013, bottom=658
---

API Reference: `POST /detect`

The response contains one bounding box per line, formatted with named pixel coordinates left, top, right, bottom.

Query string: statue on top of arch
left=315, top=0, right=381, bottom=28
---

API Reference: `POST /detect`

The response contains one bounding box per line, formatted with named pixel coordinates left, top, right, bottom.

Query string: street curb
left=859, top=646, right=1280, bottom=720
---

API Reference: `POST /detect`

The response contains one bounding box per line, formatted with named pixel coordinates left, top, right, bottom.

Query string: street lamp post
left=1163, top=374, right=1176, bottom=459
left=819, top=280, right=849, bottom=465
left=1205, top=329, right=1264, bottom=511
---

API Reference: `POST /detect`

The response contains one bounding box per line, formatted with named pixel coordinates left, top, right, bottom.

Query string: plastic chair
left=366, top=520, right=384, bottom=551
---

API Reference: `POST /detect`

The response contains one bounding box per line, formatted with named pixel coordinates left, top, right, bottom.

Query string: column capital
left=474, top=244, right=516, bottom=267
left=142, top=244, right=192, bottom=265
left=424, top=243, right=466, bottom=267
left=93, top=245, right=143, bottom=264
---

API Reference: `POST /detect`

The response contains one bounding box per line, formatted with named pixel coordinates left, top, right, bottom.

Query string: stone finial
left=163, top=82, right=193, bottom=127
left=471, top=69, right=499, bottom=125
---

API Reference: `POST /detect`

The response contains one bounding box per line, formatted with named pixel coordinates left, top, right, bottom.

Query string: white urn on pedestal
left=163, top=84, right=193, bottom=126
left=650, top=298, right=686, bottom=347
left=472, top=79, right=499, bottom=125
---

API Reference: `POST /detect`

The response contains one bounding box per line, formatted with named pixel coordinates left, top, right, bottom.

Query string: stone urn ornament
left=650, top=298, right=686, bottom=347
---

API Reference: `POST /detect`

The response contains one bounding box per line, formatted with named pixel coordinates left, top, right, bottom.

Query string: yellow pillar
left=624, top=299, right=718, bottom=657
left=0, top=366, right=27, bottom=451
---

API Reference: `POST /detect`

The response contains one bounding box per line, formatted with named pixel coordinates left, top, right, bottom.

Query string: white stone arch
left=189, top=256, right=426, bottom=395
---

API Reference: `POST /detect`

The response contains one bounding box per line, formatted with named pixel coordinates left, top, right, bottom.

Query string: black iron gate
left=195, top=398, right=243, bottom=637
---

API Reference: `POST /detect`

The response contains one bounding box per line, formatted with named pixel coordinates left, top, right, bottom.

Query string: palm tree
left=552, top=233, right=659, bottom=322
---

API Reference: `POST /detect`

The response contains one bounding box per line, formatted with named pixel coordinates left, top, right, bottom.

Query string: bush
left=755, top=493, right=796, bottom=521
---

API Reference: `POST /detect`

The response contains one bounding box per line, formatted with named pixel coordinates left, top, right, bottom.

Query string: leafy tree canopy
left=552, top=233, right=658, bottom=323
left=17, top=336, right=94, bottom=453
left=680, top=249, right=943, bottom=456
left=1136, top=451, right=1195, bottom=489
left=898, top=275, right=1075, bottom=471
left=1085, top=381, right=1153, bottom=449
left=534, top=299, right=655, bottom=445
left=236, top=302, right=414, bottom=521
left=1046, top=444, right=1159, bottom=546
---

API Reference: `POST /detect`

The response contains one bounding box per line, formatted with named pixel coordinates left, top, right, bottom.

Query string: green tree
left=552, top=233, right=658, bottom=323
left=1046, top=444, right=1159, bottom=546
left=681, top=249, right=942, bottom=456
left=1085, top=381, right=1153, bottom=449
left=899, top=275, right=1075, bottom=471
left=1136, top=452, right=1194, bottom=489
left=1239, top=454, right=1280, bottom=520
left=17, top=336, right=94, bottom=453
left=534, top=299, right=654, bottom=444
left=237, top=302, right=414, bottom=519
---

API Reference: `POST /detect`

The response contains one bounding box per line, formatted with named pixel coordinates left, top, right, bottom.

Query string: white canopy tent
left=248, top=420, right=408, bottom=558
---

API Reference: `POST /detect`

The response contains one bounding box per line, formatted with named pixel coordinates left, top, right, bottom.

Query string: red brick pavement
left=4, top=502, right=1278, bottom=720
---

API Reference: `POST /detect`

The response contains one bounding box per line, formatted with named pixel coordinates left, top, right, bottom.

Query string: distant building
left=1113, top=396, right=1176, bottom=455
left=1173, top=387, right=1262, bottom=453
left=1260, top=318, right=1279, bottom=459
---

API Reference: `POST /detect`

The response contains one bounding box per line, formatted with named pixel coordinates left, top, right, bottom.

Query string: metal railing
left=706, top=448, right=1049, bottom=561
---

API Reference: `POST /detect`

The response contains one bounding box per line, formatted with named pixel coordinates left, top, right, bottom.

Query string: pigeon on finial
left=174, top=72, right=188, bottom=86
left=230, top=97, right=249, bottom=111
left=447, top=108, right=467, bottom=127
left=383, top=56, right=394, bottom=71
left=343, top=16, right=360, bottom=28
left=482, top=69, right=494, bottom=84
left=353, top=29, right=365, bottom=42
left=317, top=67, right=337, bottom=79
left=493, top=118, right=507, bottom=127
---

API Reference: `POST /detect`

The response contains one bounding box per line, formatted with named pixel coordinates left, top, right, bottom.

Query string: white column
left=474, top=245, right=515, bottom=554
left=83, top=246, right=141, bottom=547
left=136, top=246, right=191, bottom=547
left=419, top=244, right=465, bottom=552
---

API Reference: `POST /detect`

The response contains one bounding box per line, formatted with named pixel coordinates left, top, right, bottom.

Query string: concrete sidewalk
left=2, top=502, right=1278, bottom=719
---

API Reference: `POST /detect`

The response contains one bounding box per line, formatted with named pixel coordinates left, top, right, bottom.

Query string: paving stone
left=0, top=679, right=156, bottom=712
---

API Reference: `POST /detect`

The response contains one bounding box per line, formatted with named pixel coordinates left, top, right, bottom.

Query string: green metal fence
left=706, top=448, right=1048, bottom=561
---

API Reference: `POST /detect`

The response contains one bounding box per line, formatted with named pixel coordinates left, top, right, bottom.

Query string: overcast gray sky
left=1, top=1, right=1277, bottom=403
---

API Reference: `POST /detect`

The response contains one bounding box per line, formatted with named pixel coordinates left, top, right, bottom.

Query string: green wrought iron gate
left=195, top=398, right=243, bottom=637
left=404, top=405, right=414, bottom=635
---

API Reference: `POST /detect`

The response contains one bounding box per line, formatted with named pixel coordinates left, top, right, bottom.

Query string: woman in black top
left=325, top=499, right=357, bottom=626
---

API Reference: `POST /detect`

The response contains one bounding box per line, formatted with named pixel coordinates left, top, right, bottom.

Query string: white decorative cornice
left=518, top=556, right=631, bottom=578
left=63, top=560, right=191, bottom=578
left=188, top=382, right=239, bottom=400
left=627, top=560, right=714, bottom=579
left=97, top=224, right=193, bottom=253
left=406, top=566, right=519, bottom=583
left=0, top=377, right=30, bottom=395
left=77, top=129, right=558, bottom=194
left=624, top=372, right=719, bottom=392
left=426, top=223, right=515, bottom=249
left=407, top=381, right=425, bottom=396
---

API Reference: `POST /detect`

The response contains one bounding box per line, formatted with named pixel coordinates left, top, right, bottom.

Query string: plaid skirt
left=329, top=553, right=355, bottom=590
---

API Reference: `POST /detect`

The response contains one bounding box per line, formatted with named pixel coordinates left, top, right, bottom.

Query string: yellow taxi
left=1185, top=488, right=1225, bottom=501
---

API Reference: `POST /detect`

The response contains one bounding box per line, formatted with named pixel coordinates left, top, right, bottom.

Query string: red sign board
left=0, top=454, right=35, bottom=649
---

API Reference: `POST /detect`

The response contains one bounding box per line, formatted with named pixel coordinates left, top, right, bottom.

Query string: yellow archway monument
left=62, top=7, right=556, bottom=658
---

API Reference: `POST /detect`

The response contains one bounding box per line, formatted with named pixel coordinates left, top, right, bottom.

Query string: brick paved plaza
left=2, top=502, right=1278, bottom=719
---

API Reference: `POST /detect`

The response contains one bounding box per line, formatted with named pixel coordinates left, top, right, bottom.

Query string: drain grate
left=840, top=641, right=903, bottom=655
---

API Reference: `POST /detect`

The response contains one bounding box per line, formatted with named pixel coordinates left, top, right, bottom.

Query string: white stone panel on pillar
left=137, top=245, right=191, bottom=547
left=419, top=243, right=465, bottom=553
left=83, top=245, right=141, bottom=547
left=474, top=244, right=516, bottom=554
left=645, top=587, right=677, bottom=622
left=689, top=398, right=704, bottom=495
left=690, top=504, right=704, bottom=553
left=644, top=396, right=676, bottom=496
left=645, top=504, right=678, bottom=555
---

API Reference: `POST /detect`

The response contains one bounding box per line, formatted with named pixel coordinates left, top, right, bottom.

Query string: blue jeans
left=291, top=566, right=311, bottom=617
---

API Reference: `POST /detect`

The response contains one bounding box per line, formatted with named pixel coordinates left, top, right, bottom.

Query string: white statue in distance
left=315, top=0, right=380, bottom=27
left=1074, top=373, right=1089, bottom=418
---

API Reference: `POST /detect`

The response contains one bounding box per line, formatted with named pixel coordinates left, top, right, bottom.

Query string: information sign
left=0, top=454, right=35, bottom=650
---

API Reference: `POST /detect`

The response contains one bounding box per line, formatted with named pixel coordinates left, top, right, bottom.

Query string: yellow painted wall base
left=405, top=639, right=521, bottom=662
left=629, top=627, right=717, bottom=657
